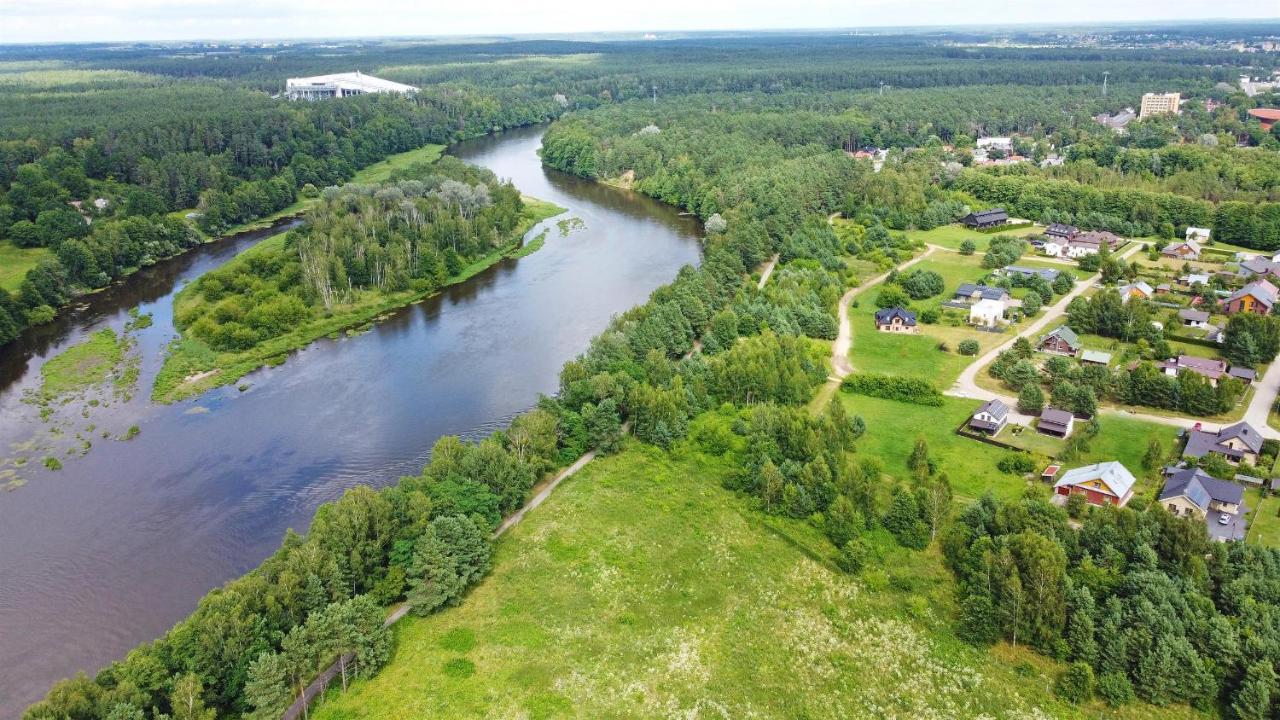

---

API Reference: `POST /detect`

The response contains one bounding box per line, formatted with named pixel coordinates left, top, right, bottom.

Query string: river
left=0, top=125, right=702, bottom=717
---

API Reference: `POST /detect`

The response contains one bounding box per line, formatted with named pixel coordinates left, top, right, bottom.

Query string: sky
left=0, top=0, right=1271, bottom=44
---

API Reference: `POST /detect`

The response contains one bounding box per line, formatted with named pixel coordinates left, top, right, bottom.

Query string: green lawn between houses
left=312, top=442, right=1200, bottom=720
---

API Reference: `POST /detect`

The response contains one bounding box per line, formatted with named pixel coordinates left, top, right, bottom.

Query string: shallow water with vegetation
left=0, top=126, right=701, bottom=717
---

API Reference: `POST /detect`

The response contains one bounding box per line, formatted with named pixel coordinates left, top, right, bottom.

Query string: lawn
left=847, top=252, right=1031, bottom=387
left=39, top=327, right=125, bottom=398
left=0, top=241, right=50, bottom=293
left=904, top=223, right=1040, bottom=252
left=311, top=442, right=1198, bottom=720
left=350, top=143, right=446, bottom=184
left=1246, top=489, right=1280, bottom=547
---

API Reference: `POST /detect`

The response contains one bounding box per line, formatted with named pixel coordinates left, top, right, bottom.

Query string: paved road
left=945, top=244, right=1280, bottom=439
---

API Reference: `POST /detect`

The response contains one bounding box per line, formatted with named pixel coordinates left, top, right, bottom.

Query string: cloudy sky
left=0, top=0, right=1270, bottom=44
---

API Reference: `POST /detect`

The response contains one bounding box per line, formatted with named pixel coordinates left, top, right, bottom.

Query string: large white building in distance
left=1139, top=92, right=1181, bottom=119
left=285, top=72, right=418, bottom=101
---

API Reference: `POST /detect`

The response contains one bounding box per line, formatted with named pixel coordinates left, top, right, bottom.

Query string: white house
left=1065, top=241, right=1100, bottom=259
left=1042, top=240, right=1066, bottom=258
left=285, top=72, right=419, bottom=101
left=968, top=399, right=1010, bottom=435
left=969, top=297, right=1007, bottom=327
left=976, top=137, right=1014, bottom=153
left=1186, top=227, right=1212, bottom=244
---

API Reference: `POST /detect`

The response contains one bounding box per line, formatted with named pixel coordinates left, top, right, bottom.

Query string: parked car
left=1219, top=514, right=1231, bottom=525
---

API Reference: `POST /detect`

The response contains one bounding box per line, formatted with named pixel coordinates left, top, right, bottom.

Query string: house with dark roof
left=969, top=399, right=1010, bottom=435
left=1226, top=280, right=1278, bottom=315
left=1038, top=407, right=1075, bottom=438
left=1038, top=326, right=1081, bottom=356
left=874, top=307, right=918, bottom=334
left=962, top=208, right=1008, bottom=229
left=1183, top=421, right=1264, bottom=466
left=1159, top=467, right=1247, bottom=542
left=1045, top=223, right=1078, bottom=241
left=1054, top=461, right=1136, bottom=507
left=953, top=284, right=1011, bottom=304
left=1230, top=367, right=1258, bottom=385
left=1156, top=355, right=1229, bottom=385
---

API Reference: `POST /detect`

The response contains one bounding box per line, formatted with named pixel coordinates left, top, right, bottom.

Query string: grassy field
left=904, top=223, right=1040, bottom=252
left=153, top=197, right=565, bottom=403
left=350, top=144, right=446, bottom=184
left=312, top=442, right=1198, bottom=720
left=1246, top=489, right=1280, bottom=546
left=0, top=241, right=50, bottom=293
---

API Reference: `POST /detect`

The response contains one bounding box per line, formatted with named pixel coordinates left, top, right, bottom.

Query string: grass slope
left=313, top=443, right=1197, bottom=720
left=153, top=196, right=565, bottom=403
left=0, top=241, right=50, bottom=293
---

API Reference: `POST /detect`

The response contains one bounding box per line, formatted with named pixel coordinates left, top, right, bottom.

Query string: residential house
left=1230, top=367, right=1258, bottom=385
left=1042, top=239, right=1068, bottom=258
left=1183, top=421, right=1264, bottom=466
left=1156, top=355, right=1230, bottom=385
left=1156, top=283, right=1172, bottom=294
left=1186, top=227, right=1212, bottom=244
left=1118, top=281, right=1154, bottom=303
left=1249, top=108, right=1280, bottom=131
left=975, top=137, right=1014, bottom=153
left=1039, top=407, right=1076, bottom=438
left=1080, top=349, right=1112, bottom=366
left=1094, top=108, right=1136, bottom=132
left=1162, top=239, right=1203, bottom=261
left=1238, top=257, right=1280, bottom=282
left=1038, top=326, right=1082, bottom=356
left=1053, top=461, right=1136, bottom=507
left=1226, top=281, right=1278, bottom=315
left=1159, top=467, right=1247, bottom=541
left=1178, top=309, right=1212, bottom=329
left=1003, top=265, right=1061, bottom=283
left=953, top=284, right=1011, bottom=304
left=1065, top=240, right=1101, bottom=259
left=969, top=399, right=1010, bottom=435
left=962, top=208, right=1009, bottom=229
left=1181, top=272, right=1211, bottom=287
left=1045, top=223, right=1079, bottom=242
left=874, top=307, right=918, bottom=334
left=969, top=297, right=1007, bottom=327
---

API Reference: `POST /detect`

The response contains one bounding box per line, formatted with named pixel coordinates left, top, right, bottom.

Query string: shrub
left=1018, top=384, right=1045, bottom=413
left=836, top=539, right=869, bottom=574
left=959, top=239, right=976, bottom=255
left=1066, top=492, right=1086, bottom=519
left=958, top=339, right=980, bottom=355
left=1054, top=662, right=1094, bottom=704
left=898, top=269, right=945, bottom=299
left=840, top=373, right=943, bottom=406
left=997, top=453, right=1035, bottom=475
left=1096, top=671, right=1135, bottom=707
left=27, top=305, right=56, bottom=325
left=875, top=285, right=911, bottom=309
left=920, top=308, right=940, bottom=324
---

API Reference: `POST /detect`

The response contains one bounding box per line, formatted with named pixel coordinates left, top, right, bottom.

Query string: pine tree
left=907, top=434, right=932, bottom=480
left=1232, top=662, right=1276, bottom=720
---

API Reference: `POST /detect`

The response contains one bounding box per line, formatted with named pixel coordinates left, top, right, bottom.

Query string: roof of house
left=1178, top=308, right=1211, bottom=322
left=1041, top=325, right=1081, bottom=350
left=1228, top=281, right=1279, bottom=307
left=1046, top=223, right=1078, bottom=236
left=1080, top=349, right=1112, bottom=364
left=1076, top=230, right=1123, bottom=247
left=967, top=208, right=1008, bottom=222
left=1164, top=239, right=1203, bottom=255
left=1121, top=281, right=1154, bottom=297
left=1055, top=461, right=1137, bottom=498
left=1248, top=108, right=1280, bottom=121
left=974, top=398, right=1010, bottom=421
left=1161, top=355, right=1228, bottom=379
left=1240, top=257, right=1277, bottom=276
left=1004, top=265, right=1061, bottom=281
left=1159, top=467, right=1244, bottom=511
left=1184, top=421, right=1264, bottom=459
left=955, top=283, right=1009, bottom=301
left=874, top=307, right=917, bottom=326
left=1040, top=407, right=1075, bottom=429
left=1182, top=273, right=1211, bottom=285
left=1230, top=366, right=1258, bottom=382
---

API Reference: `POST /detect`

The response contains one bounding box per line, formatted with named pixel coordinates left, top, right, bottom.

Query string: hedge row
left=840, top=372, right=944, bottom=406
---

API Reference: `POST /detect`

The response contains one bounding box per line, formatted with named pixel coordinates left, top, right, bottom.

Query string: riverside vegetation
left=152, top=157, right=564, bottom=402
left=19, top=27, right=1280, bottom=720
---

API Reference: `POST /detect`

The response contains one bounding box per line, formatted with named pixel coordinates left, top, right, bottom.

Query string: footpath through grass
left=313, top=442, right=1197, bottom=720
left=152, top=197, right=565, bottom=403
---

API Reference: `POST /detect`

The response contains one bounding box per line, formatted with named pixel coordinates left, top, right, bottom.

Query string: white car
left=1219, top=514, right=1231, bottom=526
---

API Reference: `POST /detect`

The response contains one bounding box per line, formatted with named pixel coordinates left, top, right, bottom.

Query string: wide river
left=0, top=125, right=701, bottom=717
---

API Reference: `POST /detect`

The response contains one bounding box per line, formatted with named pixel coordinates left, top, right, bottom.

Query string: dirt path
left=757, top=254, right=780, bottom=290
left=811, top=244, right=942, bottom=411
left=942, top=244, right=1280, bottom=438
left=283, top=443, right=605, bottom=719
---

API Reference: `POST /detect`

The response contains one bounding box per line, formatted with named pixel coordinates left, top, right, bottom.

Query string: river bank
left=0, top=125, right=701, bottom=718
left=153, top=195, right=566, bottom=403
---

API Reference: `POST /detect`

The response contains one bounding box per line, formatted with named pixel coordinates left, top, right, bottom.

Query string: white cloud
left=0, top=0, right=1269, bottom=43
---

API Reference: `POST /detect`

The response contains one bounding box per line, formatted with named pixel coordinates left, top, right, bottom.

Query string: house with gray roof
left=954, top=284, right=1011, bottom=304
left=1183, top=421, right=1264, bottom=466
left=969, top=399, right=1010, bottom=435
left=1038, top=407, right=1076, bottom=437
left=1159, top=467, right=1247, bottom=541
left=1054, top=461, right=1136, bottom=507
left=1178, top=308, right=1211, bottom=329
left=1003, top=265, right=1062, bottom=283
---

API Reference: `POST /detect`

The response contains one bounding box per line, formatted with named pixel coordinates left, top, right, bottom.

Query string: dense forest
left=16, top=28, right=1280, bottom=720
